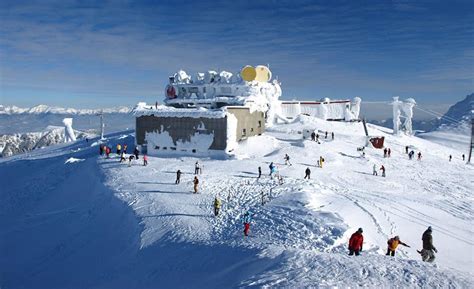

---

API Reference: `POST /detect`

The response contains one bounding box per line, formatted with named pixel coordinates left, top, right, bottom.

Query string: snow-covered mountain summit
left=0, top=104, right=132, bottom=115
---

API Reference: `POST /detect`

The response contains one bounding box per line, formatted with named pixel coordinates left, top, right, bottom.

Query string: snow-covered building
left=280, top=97, right=361, bottom=121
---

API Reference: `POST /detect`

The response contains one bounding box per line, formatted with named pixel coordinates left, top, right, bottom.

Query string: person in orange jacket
left=386, top=236, right=410, bottom=256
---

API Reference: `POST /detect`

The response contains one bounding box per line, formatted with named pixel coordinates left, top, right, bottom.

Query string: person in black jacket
left=418, top=226, right=437, bottom=262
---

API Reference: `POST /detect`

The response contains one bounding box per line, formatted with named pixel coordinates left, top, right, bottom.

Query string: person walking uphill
left=243, top=211, right=252, bottom=236
left=143, top=154, right=148, bottom=166
left=175, top=170, right=181, bottom=184
left=418, top=226, right=437, bottom=262
left=348, top=228, right=364, bottom=256
left=193, top=176, right=199, bottom=193
left=372, top=164, right=378, bottom=176
left=386, top=236, right=410, bottom=256
left=213, top=196, right=221, bottom=217
left=284, top=154, right=292, bottom=166
left=380, top=165, right=386, bottom=177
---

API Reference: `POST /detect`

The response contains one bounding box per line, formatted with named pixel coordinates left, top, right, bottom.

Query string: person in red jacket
left=348, top=228, right=364, bottom=256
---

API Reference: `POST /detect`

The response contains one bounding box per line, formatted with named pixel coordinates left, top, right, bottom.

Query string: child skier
left=243, top=211, right=252, bottom=236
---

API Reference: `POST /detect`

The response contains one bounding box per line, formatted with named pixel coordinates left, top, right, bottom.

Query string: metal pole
left=467, top=116, right=473, bottom=164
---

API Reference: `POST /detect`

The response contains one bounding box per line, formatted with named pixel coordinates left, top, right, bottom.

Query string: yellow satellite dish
left=255, top=65, right=272, bottom=82
left=241, top=65, right=256, bottom=81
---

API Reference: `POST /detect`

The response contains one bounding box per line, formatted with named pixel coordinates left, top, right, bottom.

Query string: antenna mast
left=98, top=110, right=105, bottom=140
left=468, top=115, right=473, bottom=164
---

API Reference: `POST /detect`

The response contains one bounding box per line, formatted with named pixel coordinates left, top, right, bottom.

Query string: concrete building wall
left=226, top=107, right=265, bottom=141
left=136, top=115, right=227, bottom=151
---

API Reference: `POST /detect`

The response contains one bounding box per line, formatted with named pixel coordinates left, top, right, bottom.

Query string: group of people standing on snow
left=100, top=143, right=146, bottom=166
left=311, top=130, right=335, bottom=143
left=348, top=226, right=437, bottom=262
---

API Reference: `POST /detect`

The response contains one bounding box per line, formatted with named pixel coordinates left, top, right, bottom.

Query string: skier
left=258, top=166, right=262, bottom=179
left=380, top=165, right=386, bottom=177
left=311, top=131, right=316, bottom=141
left=243, top=211, right=252, bottom=236
left=418, top=226, right=437, bottom=262
left=128, top=155, right=134, bottom=166
left=175, top=169, right=181, bottom=184
left=331, top=132, right=334, bottom=140
left=116, top=144, right=122, bottom=155
left=269, top=162, right=274, bottom=176
left=383, top=148, right=388, bottom=158
left=372, top=164, right=378, bottom=176
left=143, top=154, right=148, bottom=166
left=348, top=228, right=364, bottom=256
left=284, top=154, right=292, bottom=165
left=195, top=161, right=201, bottom=175
left=304, top=167, right=311, bottom=179
left=388, top=148, right=391, bottom=157
left=105, top=146, right=111, bottom=158
left=193, top=176, right=199, bottom=193
left=133, top=147, right=139, bottom=160
left=319, top=156, right=325, bottom=168
left=386, top=236, right=410, bottom=256
left=325, top=131, right=328, bottom=139
left=417, top=152, right=422, bottom=160
left=449, top=155, right=452, bottom=162
left=213, top=196, right=221, bottom=217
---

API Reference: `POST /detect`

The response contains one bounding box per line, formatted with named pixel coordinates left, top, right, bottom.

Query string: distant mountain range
left=0, top=104, right=132, bottom=115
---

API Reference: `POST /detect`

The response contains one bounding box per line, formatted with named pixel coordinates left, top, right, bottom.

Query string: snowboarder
left=258, top=166, right=262, bottom=179
left=348, top=228, right=364, bottom=256
left=116, top=144, right=121, bottom=155
left=304, top=167, right=311, bottom=179
left=418, top=226, right=437, bottom=262
left=143, top=154, right=148, bottom=166
left=325, top=131, right=328, bottom=139
left=195, top=161, right=201, bottom=175
left=372, top=164, right=378, bottom=176
left=213, top=196, right=221, bottom=216
left=284, top=154, right=292, bottom=166
left=243, top=211, right=252, bottom=236
left=331, top=132, right=334, bottom=140
left=128, top=155, right=134, bottom=166
left=193, top=176, right=199, bottom=193
left=383, top=148, right=388, bottom=158
left=417, top=152, right=422, bottom=160
left=388, top=148, right=391, bottom=157
left=175, top=170, right=181, bottom=184
left=311, top=131, right=316, bottom=141
left=386, top=236, right=410, bottom=256
left=380, top=165, right=386, bottom=177
left=449, top=155, right=452, bottom=162
left=133, top=147, right=139, bottom=160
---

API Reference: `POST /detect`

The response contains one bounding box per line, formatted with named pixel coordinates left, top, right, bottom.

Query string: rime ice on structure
left=62, top=118, right=76, bottom=142
left=392, top=96, right=416, bottom=135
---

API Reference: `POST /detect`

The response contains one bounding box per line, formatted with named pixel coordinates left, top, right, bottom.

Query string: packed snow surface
left=0, top=117, right=472, bottom=288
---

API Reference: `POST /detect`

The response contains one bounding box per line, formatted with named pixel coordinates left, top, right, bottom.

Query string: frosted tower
left=392, top=96, right=402, bottom=135
left=401, top=98, right=416, bottom=135
left=320, top=98, right=330, bottom=120
left=63, top=118, right=77, bottom=142
left=351, top=97, right=362, bottom=119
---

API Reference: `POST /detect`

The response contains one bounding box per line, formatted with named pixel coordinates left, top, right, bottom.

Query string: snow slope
left=0, top=118, right=472, bottom=288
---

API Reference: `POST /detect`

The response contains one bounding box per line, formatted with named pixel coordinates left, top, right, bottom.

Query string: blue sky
left=0, top=0, right=473, bottom=109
